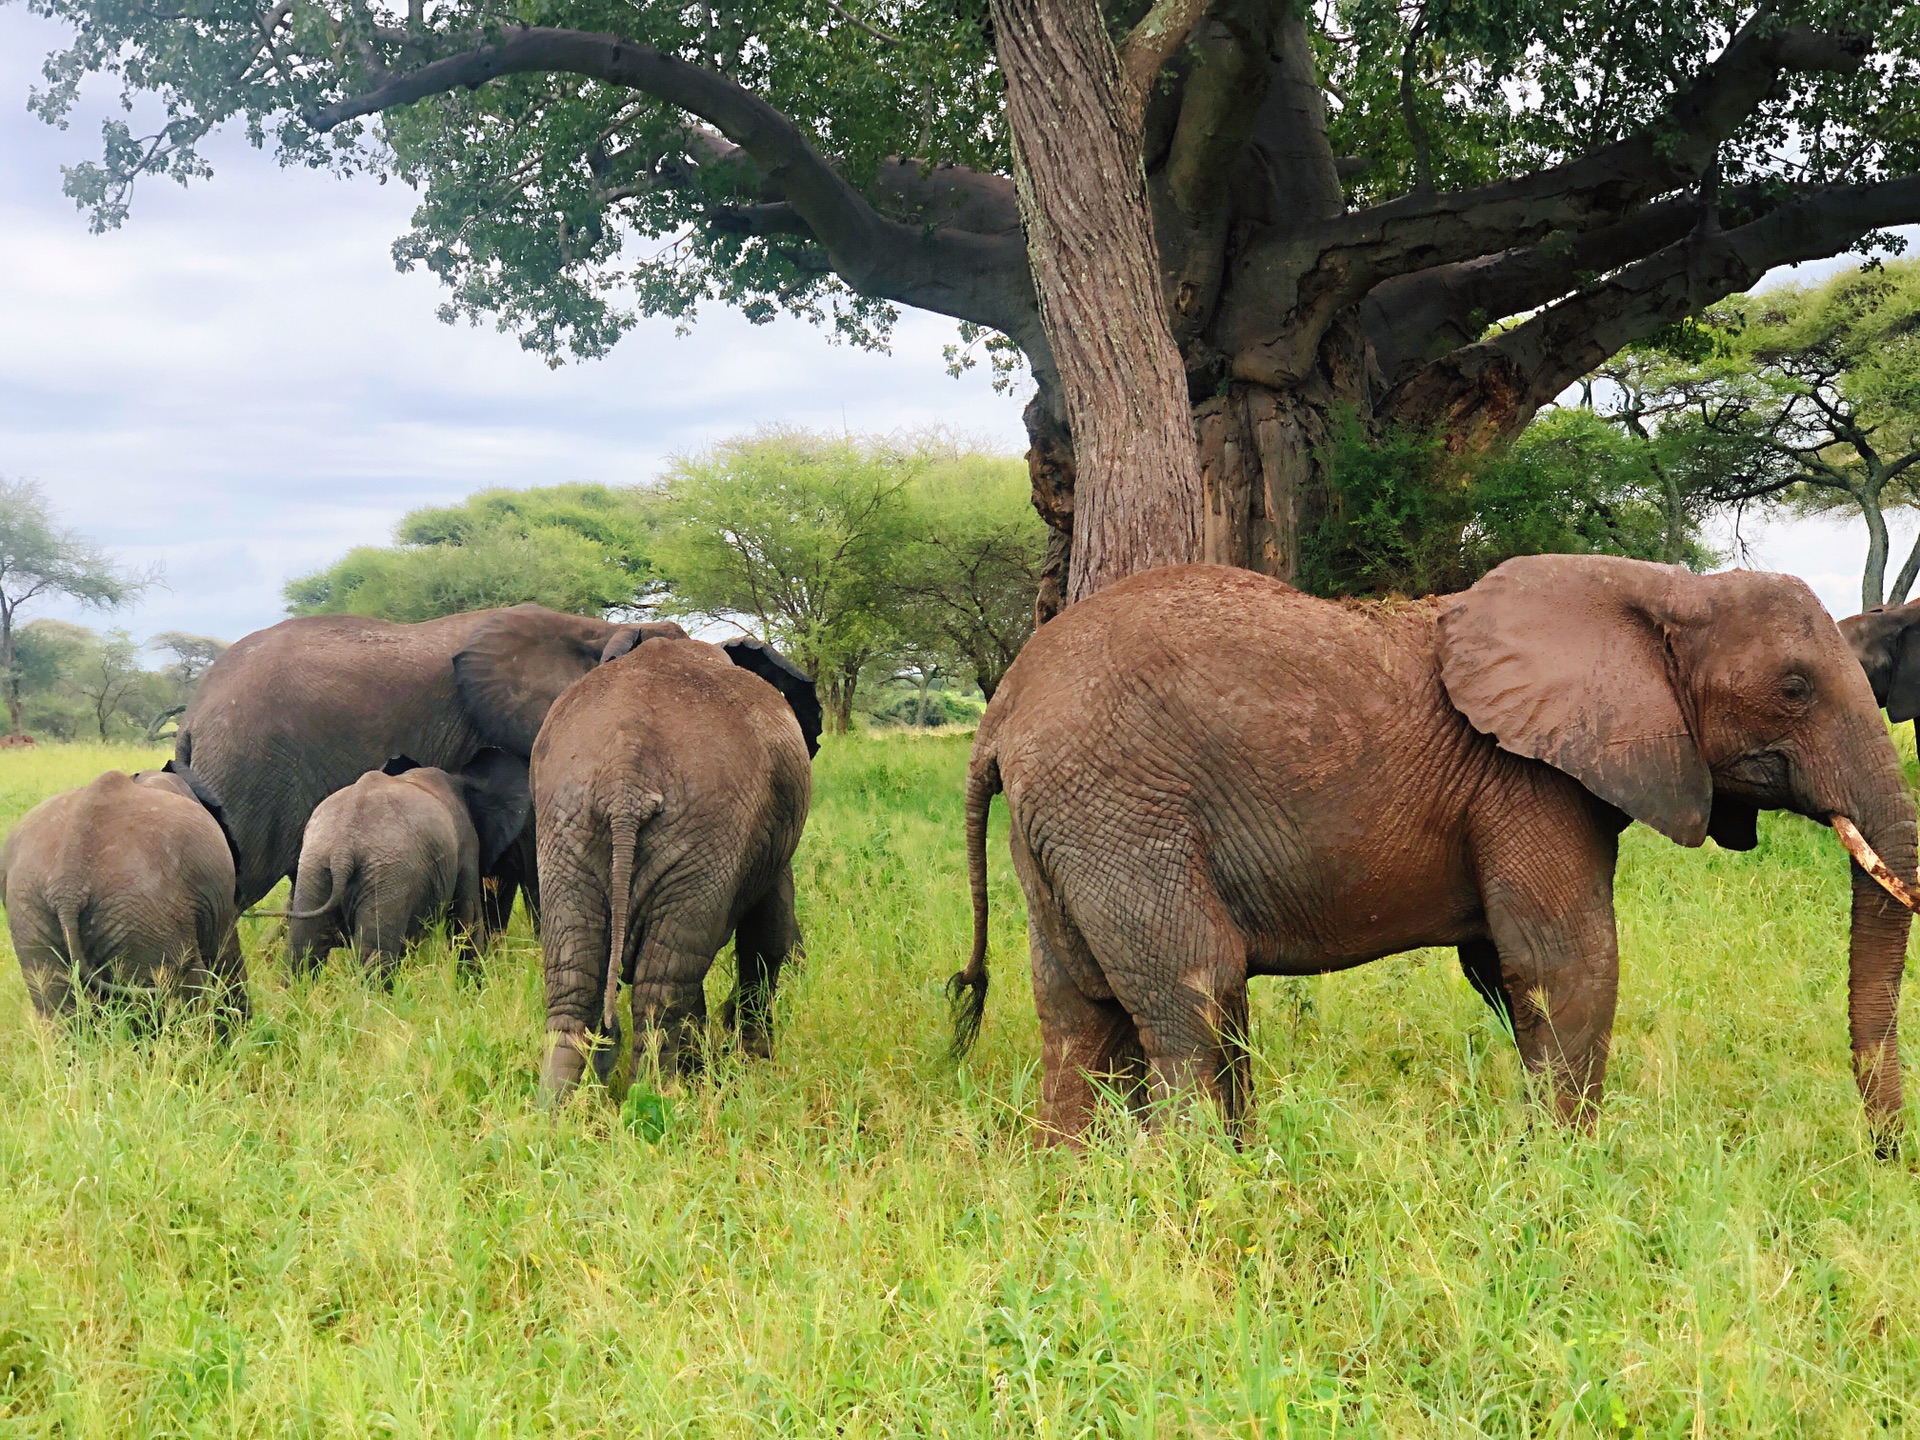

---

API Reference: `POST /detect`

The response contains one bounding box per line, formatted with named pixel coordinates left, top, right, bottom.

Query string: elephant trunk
left=1829, top=748, right=1918, bottom=1153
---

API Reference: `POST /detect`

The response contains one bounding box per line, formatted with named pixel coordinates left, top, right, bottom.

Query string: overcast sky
left=0, top=7, right=1904, bottom=645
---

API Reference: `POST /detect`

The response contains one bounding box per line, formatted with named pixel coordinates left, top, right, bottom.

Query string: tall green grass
left=0, top=735, right=1917, bottom=1435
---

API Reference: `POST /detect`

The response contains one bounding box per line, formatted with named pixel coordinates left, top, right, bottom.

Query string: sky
left=0, top=7, right=1905, bottom=645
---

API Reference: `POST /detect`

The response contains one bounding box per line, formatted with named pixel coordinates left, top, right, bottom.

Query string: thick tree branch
left=1117, top=0, right=1215, bottom=131
left=1382, top=175, right=1920, bottom=448
left=1359, top=183, right=1782, bottom=389
left=1217, top=18, right=1870, bottom=383
left=307, top=26, right=1039, bottom=340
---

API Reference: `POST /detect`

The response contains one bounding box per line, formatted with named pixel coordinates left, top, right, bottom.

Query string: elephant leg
left=630, top=931, right=714, bottom=1081
left=187, top=911, right=250, bottom=1036
left=1458, top=938, right=1513, bottom=1028
left=1030, top=913, right=1147, bottom=1146
left=1475, top=809, right=1621, bottom=1126
left=453, top=865, right=486, bottom=985
left=538, top=852, right=618, bottom=1103
left=1075, top=882, right=1251, bottom=1138
left=725, top=863, right=798, bottom=1060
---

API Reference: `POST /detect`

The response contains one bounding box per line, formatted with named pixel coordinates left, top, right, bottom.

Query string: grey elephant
left=528, top=633, right=818, bottom=1101
left=0, top=761, right=247, bottom=1025
left=176, top=604, right=717, bottom=917
left=284, top=748, right=530, bottom=981
left=951, top=558, right=1920, bottom=1149
left=1840, top=599, right=1920, bottom=748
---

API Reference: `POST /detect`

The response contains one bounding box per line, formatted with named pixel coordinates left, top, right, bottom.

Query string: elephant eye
left=1780, top=673, right=1813, bottom=705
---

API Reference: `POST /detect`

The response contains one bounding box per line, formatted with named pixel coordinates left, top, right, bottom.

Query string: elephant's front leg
left=451, top=861, right=485, bottom=984
left=1474, top=805, right=1622, bottom=1126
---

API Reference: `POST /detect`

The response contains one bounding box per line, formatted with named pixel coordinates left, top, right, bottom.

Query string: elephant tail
left=252, top=866, right=345, bottom=920
left=948, top=747, right=1001, bottom=1059
left=57, top=901, right=90, bottom=987
left=598, top=788, right=665, bottom=1040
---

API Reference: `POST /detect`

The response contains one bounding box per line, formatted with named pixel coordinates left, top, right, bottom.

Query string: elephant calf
left=286, top=749, right=530, bottom=980
left=953, top=558, right=1920, bottom=1148
left=533, top=634, right=818, bottom=1100
left=0, top=762, right=246, bottom=1025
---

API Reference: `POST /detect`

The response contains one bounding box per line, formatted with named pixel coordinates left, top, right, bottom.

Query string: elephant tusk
left=1833, top=816, right=1920, bottom=915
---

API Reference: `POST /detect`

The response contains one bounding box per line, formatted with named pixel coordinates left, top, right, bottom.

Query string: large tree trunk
left=991, top=0, right=1206, bottom=604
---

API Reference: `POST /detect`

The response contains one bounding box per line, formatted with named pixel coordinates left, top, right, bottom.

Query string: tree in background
left=891, top=454, right=1045, bottom=701
left=145, top=631, right=231, bottom=740
left=0, top=479, right=146, bottom=734
left=1584, top=264, right=1920, bottom=611
left=30, top=0, right=1920, bottom=609
left=1301, top=407, right=1717, bottom=599
left=69, top=630, right=170, bottom=741
left=286, top=484, right=662, bottom=620
left=653, top=433, right=915, bottom=732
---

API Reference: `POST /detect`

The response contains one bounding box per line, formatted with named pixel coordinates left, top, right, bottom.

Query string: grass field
left=2, top=736, right=1919, bottom=1435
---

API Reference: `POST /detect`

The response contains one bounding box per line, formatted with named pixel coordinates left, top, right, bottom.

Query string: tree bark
left=1863, top=486, right=1890, bottom=611
left=991, top=0, right=1206, bottom=603
left=0, top=607, right=19, bottom=736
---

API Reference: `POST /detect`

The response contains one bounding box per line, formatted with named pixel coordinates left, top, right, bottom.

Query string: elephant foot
left=540, top=1029, right=594, bottom=1105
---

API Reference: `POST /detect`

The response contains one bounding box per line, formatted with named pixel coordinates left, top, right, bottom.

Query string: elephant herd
left=6, top=556, right=1920, bottom=1149
left=0, top=603, right=821, bottom=1102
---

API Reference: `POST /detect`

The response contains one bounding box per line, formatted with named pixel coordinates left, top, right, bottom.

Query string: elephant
left=0, top=761, right=247, bottom=1026
left=530, top=634, right=817, bottom=1102
left=1839, top=599, right=1920, bottom=747
left=949, top=557, right=1920, bottom=1149
left=283, top=748, right=531, bottom=981
left=176, top=604, right=818, bottom=920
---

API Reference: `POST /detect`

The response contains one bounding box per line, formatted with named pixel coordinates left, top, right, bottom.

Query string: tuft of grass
left=0, top=733, right=1916, bottom=1434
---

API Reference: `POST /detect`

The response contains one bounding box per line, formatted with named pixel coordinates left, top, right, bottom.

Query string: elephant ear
left=1438, top=554, right=1712, bottom=847
left=162, top=759, right=243, bottom=878
left=381, top=754, right=423, bottom=776
left=453, top=604, right=623, bottom=756
left=1886, top=622, right=1920, bottom=723
left=458, top=747, right=533, bottom=873
left=723, top=638, right=823, bottom=757
left=599, top=619, right=691, bottom=664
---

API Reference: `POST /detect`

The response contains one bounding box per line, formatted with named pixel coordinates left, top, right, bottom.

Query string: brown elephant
left=1839, top=599, right=1920, bottom=749
left=0, top=762, right=247, bottom=1025
left=283, top=749, right=531, bottom=981
left=530, top=635, right=815, bottom=1102
left=950, top=558, right=1920, bottom=1148
left=176, top=604, right=818, bottom=916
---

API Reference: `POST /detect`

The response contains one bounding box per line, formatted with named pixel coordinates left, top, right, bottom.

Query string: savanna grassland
left=2, top=735, right=1919, bottom=1436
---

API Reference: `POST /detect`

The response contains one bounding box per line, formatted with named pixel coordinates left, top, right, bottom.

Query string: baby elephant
left=0, top=762, right=246, bottom=1026
left=534, top=634, right=818, bottom=1100
left=286, top=748, right=530, bottom=980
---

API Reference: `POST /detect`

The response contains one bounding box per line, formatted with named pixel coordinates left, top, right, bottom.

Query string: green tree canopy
left=890, top=452, right=1044, bottom=701
left=285, top=483, right=662, bottom=620
left=1301, top=407, right=1718, bottom=599
left=652, top=431, right=918, bottom=731
left=1586, top=262, right=1920, bottom=611
left=27, top=0, right=1920, bottom=608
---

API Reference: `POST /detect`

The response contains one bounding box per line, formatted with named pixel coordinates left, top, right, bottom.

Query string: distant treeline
left=14, top=623, right=226, bottom=742
left=287, top=430, right=1044, bottom=732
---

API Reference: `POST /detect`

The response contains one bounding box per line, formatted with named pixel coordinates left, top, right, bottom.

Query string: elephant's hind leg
left=1030, top=913, right=1147, bottom=1147
left=726, top=863, right=798, bottom=1060
left=630, top=930, right=716, bottom=1079
left=1066, top=867, right=1252, bottom=1139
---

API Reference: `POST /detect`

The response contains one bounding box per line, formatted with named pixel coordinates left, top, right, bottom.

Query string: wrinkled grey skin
left=177, top=604, right=692, bottom=916
left=954, top=559, right=1915, bottom=1150
left=287, top=751, right=529, bottom=982
left=1840, top=599, right=1920, bottom=750
left=0, top=765, right=246, bottom=1026
left=533, top=637, right=815, bottom=1101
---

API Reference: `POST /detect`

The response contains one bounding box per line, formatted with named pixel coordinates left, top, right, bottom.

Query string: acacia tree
left=29, top=0, right=1920, bottom=605
left=0, top=479, right=144, bottom=734
left=651, top=430, right=914, bottom=730
left=1592, top=263, right=1920, bottom=610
